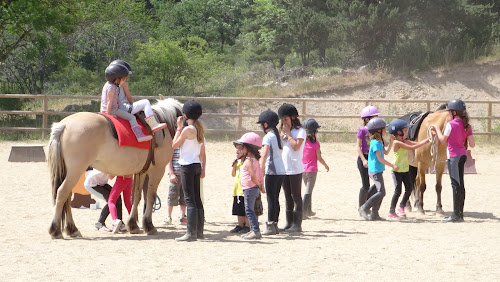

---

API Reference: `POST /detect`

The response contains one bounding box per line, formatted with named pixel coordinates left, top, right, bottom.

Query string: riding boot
left=367, top=184, right=377, bottom=200
left=261, top=222, right=277, bottom=235
left=197, top=208, right=204, bottom=239
left=359, top=188, right=368, bottom=208
left=131, top=125, right=152, bottom=142
left=370, top=197, right=384, bottom=221
left=175, top=207, right=197, bottom=241
left=309, top=194, right=316, bottom=216
left=287, top=211, right=303, bottom=233
left=443, top=188, right=460, bottom=222
left=145, top=115, right=167, bottom=133
left=280, top=210, right=293, bottom=231
left=303, top=194, right=311, bottom=219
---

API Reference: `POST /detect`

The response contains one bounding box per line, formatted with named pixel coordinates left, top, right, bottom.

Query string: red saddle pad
left=100, top=112, right=150, bottom=149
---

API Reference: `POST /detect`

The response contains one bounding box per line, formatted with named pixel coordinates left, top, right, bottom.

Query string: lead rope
left=427, top=127, right=438, bottom=167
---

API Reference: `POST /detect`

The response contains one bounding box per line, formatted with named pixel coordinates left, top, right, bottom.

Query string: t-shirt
left=100, top=82, right=119, bottom=114
left=262, top=130, right=285, bottom=175
left=117, top=87, right=132, bottom=113
left=443, top=118, right=473, bottom=159
left=171, top=148, right=181, bottom=175
left=232, top=159, right=244, bottom=197
left=84, top=169, right=109, bottom=188
left=282, top=127, right=306, bottom=175
left=302, top=140, right=321, bottom=172
left=368, top=139, right=385, bottom=173
left=357, top=127, right=370, bottom=154
left=240, top=157, right=264, bottom=190
left=179, top=125, right=207, bottom=165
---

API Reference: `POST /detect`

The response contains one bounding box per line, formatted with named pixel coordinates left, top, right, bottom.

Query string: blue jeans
left=243, top=186, right=260, bottom=232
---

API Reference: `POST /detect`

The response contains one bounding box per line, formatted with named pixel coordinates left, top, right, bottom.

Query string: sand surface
left=1, top=141, right=499, bottom=281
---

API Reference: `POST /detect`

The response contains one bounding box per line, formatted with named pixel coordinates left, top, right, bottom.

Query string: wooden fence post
left=487, top=102, right=492, bottom=142
left=42, top=95, right=48, bottom=139
left=237, top=101, right=242, bottom=132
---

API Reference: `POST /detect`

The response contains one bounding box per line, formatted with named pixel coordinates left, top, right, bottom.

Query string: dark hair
left=243, top=144, right=261, bottom=160
left=273, top=128, right=282, bottom=149
left=280, top=116, right=302, bottom=130
left=306, top=129, right=317, bottom=143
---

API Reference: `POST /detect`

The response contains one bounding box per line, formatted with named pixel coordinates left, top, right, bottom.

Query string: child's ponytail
left=193, top=119, right=205, bottom=143
left=273, top=128, right=282, bottom=149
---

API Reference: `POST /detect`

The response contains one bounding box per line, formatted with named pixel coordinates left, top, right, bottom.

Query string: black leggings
left=390, top=171, right=412, bottom=213
left=448, top=155, right=467, bottom=216
left=266, top=174, right=284, bottom=222
left=282, top=174, right=303, bottom=211
left=181, top=163, right=203, bottom=209
left=357, top=155, right=371, bottom=191
left=92, top=184, right=123, bottom=224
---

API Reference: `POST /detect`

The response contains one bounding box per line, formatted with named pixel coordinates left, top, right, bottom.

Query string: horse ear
left=158, top=94, right=165, bottom=100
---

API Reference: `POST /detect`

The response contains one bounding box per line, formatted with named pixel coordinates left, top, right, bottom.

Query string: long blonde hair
left=193, top=119, right=205, bottom=143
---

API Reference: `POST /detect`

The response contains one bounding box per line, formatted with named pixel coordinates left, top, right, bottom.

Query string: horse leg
left=127, top=174, right=144, bottom=234
left=49, top=172, right=81, bottom=239
left=415, top=164, right=427, bottom=214
left=435, top=161, right=446, bottom=214
left=143, top=169, right=165, bottom=235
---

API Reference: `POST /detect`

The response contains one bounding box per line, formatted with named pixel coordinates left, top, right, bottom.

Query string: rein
left=427, top=127, right=438, bottom=167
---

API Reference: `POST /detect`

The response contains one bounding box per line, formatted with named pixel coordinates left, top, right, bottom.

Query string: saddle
left=399, top=111, right=430, bottom=141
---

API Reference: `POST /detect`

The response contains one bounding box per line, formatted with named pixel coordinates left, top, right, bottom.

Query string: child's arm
left=375, top=150, right=398, bottom=171
left=356, top=138, right=368, bottom=168
left=245, top=159, right=264, bottom=193
left=119, top=78, right=134, bottom=104
left=396, top=138, right=430, bottom=150
left=467, top=134, right=475, bottom=148
left=231, top=159, right=238, bottom=177
left=172, top=116, right=189, bottom=149
left=316, top=149, right=329, bottom=172
left=383, top=135, right=394, bottom=155
left=200, top=143, right=206, bottom=179
left=106, top=90, right=115, bottom=116
left=168, top=160, right=178, bottom=183
left=260, top=145, right=269, bottom=176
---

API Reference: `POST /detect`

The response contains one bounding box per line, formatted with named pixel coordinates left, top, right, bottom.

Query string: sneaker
left=95, top=222, right=111, bottom=232
left=243, top=230, right=262, bottom=240
left=239, top=226, right=250, bottom=234
left=179, top=215, right=188, bottom=224
left=119, top=223, right=127, bottom=233
left=230, top=225, right=243, bottom=233
left=112, top=219, right=122, bottom=234
left=162, top=216, right=173, bottom=225
left=387, top=213, right=401, bottom=221
left=396, top=207, right=406, bottom=217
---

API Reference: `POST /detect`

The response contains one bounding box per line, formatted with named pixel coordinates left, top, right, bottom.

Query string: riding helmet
left=233, top=132, right=262, bottom=150
left=388, top=119, right=408, bottom=135
left=302, top=118, right=321, bottom=132
left=182, top=100, right=202, bottom=120
left=105, top=63, right=129, bottom=83
left=360, top=105, right=381, bottom=118
left=110, top=60, right=133, bottom=74
left=366, top=117, right=387, bottom=134
left=447, top=99, right=466, bottom=111
left=257, top=110, right=279, bottom=128
left=278, top=103, right=299, bottom=119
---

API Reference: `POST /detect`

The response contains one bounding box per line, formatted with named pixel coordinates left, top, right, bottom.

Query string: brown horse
left=48, top=98, right=182, bottom=239
left=409, top=109, right=450, bottom=214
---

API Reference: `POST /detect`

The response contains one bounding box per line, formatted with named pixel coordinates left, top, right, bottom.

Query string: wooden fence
left=1, top=94, right=499, bottom=140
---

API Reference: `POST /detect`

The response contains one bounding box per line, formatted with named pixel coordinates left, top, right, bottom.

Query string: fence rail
left=1, top=94, right=499, bottom=140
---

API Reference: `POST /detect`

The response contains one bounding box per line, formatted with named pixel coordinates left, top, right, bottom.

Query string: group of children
left=356, top=100, right=475, bottom=222
left=87, top=59, right=475, bottom=239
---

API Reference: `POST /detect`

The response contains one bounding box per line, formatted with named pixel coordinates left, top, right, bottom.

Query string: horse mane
left=151, top=98, right=183, bottom=137
left=436, top=103, right=448, bottom=111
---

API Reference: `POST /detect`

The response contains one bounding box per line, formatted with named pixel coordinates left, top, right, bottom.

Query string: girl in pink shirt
left=433, top=99, right=475, bottom=222
left=302, top=119, right=329, bottom=218
left=234, top=132, right=265, bottom=240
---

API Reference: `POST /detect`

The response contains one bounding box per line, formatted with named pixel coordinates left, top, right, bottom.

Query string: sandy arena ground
left=0, top=140, right=499, bottom=281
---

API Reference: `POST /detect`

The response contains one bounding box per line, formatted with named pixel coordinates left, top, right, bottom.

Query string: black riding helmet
left=105, top=63, right=129, bottom=83
left=257, top=110, right=279, bottom=128
left=182, top=100, right=202, bottom=120
left=278, top=103, right=299, bottom=119
left=302, top=118, right=321, bottom=132
left=448, top=99, right=466, bottom=111
left=110, top=59, right=133, bottom=74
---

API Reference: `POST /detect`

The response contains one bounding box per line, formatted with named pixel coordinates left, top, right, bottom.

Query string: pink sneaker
left=396, top=207, right=406, bottom=217
left=387, top=213, right=401, bottom=221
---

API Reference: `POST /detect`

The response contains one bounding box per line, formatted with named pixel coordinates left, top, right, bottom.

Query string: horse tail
left=48, top=122, right=69, bottom=223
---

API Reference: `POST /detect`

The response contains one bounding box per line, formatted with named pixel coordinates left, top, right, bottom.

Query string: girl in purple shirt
left=433, top=99, right=475, bottom=222
left=356, top=106, right=381, bottom=214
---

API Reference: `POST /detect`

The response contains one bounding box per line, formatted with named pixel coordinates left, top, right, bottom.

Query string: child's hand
left=200, top=170, right=205, bottom=179
left=259, top=183, right=266, bottom=194
left=392, top=164, right=399, bottom=172
left=324, top=165, right=330, bottom=172
left=390, top=134, right=395, bottom=141
left=170, top=174, right=178, bottom=183
left=176, top=116, right=184, bottom=129
left=362, top=159, right=368, bottom=168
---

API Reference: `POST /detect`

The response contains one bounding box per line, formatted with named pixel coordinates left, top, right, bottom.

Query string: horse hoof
left=51, top=233, right=64, bottom=240
left=69, top=230, right=82, bottom=238
left=417, top=210, right=425, bottom=215
left=129, top=227, right=141, bottom=234
left=146, top=227, right=158, bottom=235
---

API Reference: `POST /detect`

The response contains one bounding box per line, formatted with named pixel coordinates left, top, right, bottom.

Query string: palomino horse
left=409, top=109, right=450, bottom=214
left=48, top=98, right=182, bottom=239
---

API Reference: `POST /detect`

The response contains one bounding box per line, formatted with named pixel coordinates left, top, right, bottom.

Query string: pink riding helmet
left=233, top=132, right=262, bottom=149
left=360, top=106, right=381, bottom=118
